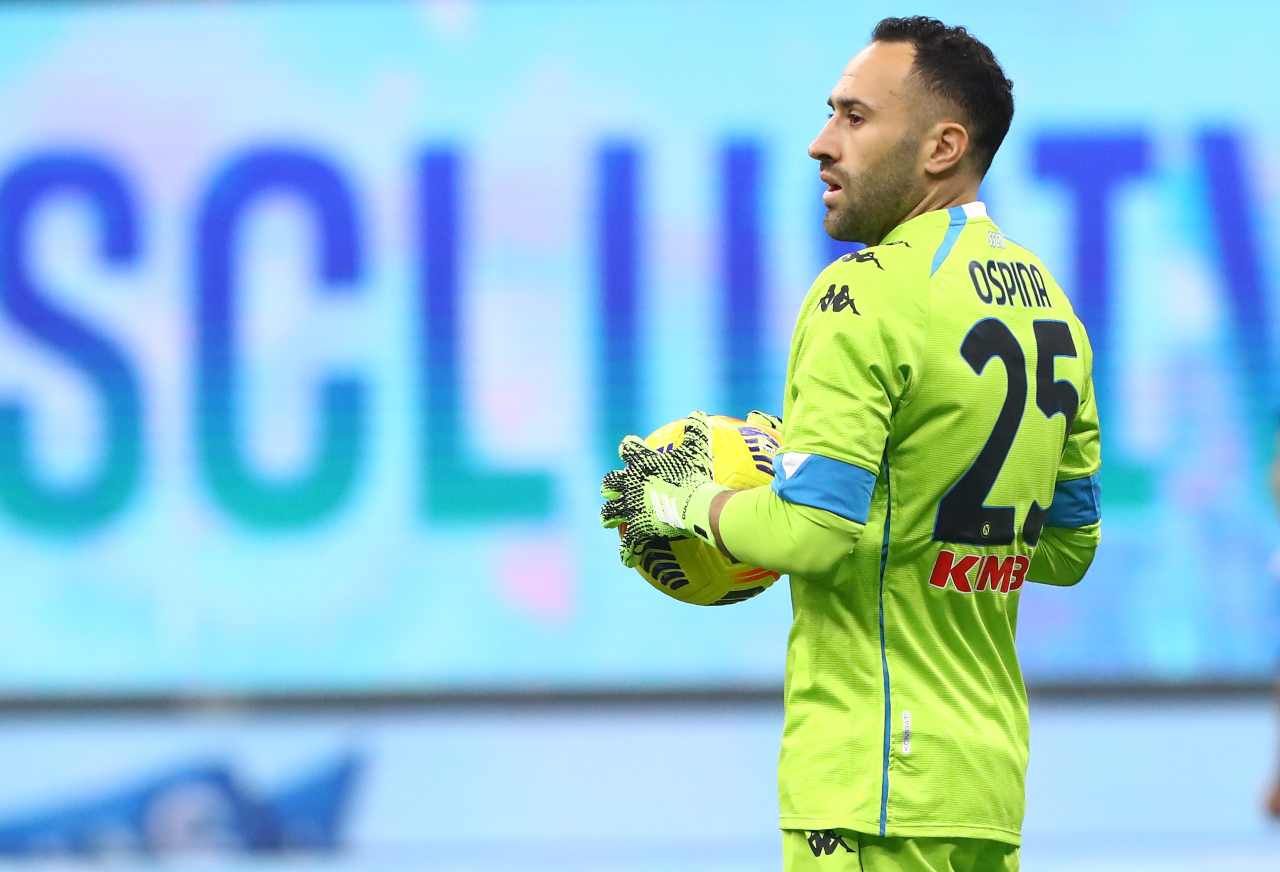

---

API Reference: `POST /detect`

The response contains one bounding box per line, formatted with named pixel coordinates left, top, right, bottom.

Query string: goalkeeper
left=601, top=16, right=1101, bottom=872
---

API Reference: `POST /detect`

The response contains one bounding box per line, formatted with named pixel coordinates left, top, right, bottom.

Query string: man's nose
left=808, top=125, right=835, bottom=163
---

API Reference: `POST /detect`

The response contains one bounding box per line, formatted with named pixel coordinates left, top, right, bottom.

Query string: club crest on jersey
left=928, top=549, right=1029, bottom=594
left=817, top=284, right=859, bottom=315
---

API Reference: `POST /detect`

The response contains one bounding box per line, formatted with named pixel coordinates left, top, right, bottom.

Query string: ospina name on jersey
left=967, top=258, right=1053, bottom=309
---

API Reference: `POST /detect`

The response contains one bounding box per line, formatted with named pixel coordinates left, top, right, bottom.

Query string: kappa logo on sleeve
left=837, top=239, right=911, bottom=269
left=839, top=249, right=884, bottom=270
left=816, top=284, right=859, bottom=315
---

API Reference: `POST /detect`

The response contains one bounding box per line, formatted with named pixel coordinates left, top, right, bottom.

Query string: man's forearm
left=706, top=485, right=864, bottom=578
left=1027, top=521, right=1101, bottom=586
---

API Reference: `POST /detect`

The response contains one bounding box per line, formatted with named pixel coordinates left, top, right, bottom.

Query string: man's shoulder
left=985, top=229, right=1051, bottom=270
left=798, top=241, right=929, bottom=346
left=814, top=239, right=928, bottom=299
left=827, top=238, right=925, bottom=274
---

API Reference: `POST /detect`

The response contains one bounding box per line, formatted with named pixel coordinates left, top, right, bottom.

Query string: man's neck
left=885, top=176, right=983, bottom=238
left=898, top=180, right=982, bottom=227
left=865, top=179, right=983, bottom=246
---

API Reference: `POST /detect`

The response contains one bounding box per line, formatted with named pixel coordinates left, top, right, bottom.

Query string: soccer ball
left=627, top=414, right=784, bottom=606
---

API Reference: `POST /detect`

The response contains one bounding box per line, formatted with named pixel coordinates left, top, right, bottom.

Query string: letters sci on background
left=0, top=0, right=1274, bottom=690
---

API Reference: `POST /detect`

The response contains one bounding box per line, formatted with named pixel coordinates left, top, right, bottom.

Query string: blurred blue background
left=0, top=0, right=1277, bottom=868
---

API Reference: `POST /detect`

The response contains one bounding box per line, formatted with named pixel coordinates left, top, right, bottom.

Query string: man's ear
left=923, top=120, right=970, bottom=175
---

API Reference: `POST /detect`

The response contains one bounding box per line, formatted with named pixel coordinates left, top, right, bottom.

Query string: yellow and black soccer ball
left=625, top=414, right=783, bottom=606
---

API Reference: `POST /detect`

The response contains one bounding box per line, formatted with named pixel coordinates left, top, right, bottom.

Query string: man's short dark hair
left=871, top=16, right=1014, bottom=175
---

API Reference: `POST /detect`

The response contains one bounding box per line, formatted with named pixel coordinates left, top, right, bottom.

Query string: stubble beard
left=824, top=135, right=922, bottom=246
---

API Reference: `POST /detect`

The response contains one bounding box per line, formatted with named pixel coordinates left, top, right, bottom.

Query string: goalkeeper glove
left=744, top=409, right=782, bottom=432
left=599, top=411, right=727, bottom=567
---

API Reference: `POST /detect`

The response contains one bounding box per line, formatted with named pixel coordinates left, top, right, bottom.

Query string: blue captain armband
left=1045, top=473, right=1101, bottom=528
left=771, top=451, right=877, bottom=524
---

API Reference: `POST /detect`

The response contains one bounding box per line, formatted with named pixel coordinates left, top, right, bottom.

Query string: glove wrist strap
left=684, top=481, right=728, bottom=545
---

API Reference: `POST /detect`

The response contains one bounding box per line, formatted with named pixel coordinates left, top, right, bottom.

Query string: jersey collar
left=881, top=201, right=989, bottom=245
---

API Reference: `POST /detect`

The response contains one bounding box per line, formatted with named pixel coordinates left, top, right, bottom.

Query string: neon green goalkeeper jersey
left=772, top=202, right=1101, bottom=845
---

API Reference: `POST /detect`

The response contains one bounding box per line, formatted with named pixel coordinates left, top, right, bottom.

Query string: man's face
left=809, top=41, right=929, bottom=245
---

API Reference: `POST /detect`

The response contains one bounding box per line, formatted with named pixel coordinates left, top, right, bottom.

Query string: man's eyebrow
left=827, top=95, right=873, bottom=112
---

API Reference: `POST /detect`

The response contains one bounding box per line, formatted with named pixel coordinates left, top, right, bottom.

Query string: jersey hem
left=778, top=815, right=1022, bottom=848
